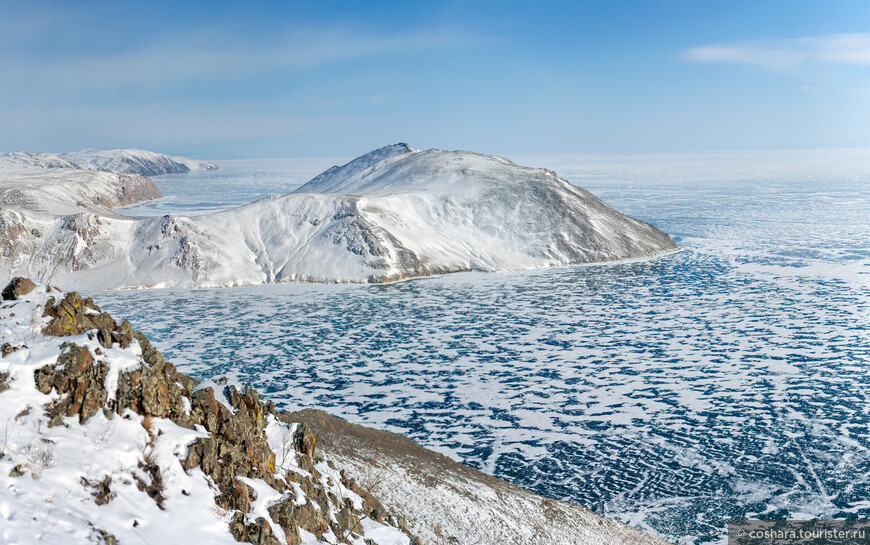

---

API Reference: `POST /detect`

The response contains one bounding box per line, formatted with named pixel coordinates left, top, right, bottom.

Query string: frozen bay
left=99, top=149, right=870, bottom=544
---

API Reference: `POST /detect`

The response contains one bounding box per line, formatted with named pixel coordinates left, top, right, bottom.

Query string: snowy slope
left=284, top=409, right=671, bottom=545
left=300, top=143, right=418, bottom=193
left=0, top=161, right=162, bottom=215
left=1, top=149, right=217, bottom=176
left=1, top=144, right=676, bottom=289
left=295, top=145, right=678, bottom=270
left=59, top=149, right=218, bottom=176
left=0, top=151, right=80, bottom=170
left=0, top=280, right=415, bottom=545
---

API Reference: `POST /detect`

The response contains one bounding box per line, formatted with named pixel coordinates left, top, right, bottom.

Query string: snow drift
left=0, top=144, right=677, bottom=290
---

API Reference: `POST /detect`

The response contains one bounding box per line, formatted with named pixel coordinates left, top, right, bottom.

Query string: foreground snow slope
left=283, top=409, right=672, bottom=545
left=0, top=279, right=415, bottom=545
left=1, top=144, right=676, bottom=289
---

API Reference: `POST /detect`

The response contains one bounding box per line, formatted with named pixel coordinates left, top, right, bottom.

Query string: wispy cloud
left=0, top=25, right=473, bottom=92
left=684, top=33, right=870, bottom=69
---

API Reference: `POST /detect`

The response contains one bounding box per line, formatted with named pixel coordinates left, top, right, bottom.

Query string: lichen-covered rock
left=337, top=504, right=362, bottom=537
left=42, top=292, right=116, bottom=337
left=34, top=343, right=108, bottom=425
left=295, top=422, right=316, bottom=461
left=269, top=498, right=330, bottom=541
left=136, top=457, right=165, bottom=509
left=1, top=343, right=22, bottom=358
left=1, top=277, right=36, bottom=300
left=230, top=513, right=282, bottom=545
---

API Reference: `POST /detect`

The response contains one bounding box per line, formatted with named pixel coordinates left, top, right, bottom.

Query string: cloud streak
left=684, top=33, right=870, bottom=69
left=0, top=25, right=473, bottom=93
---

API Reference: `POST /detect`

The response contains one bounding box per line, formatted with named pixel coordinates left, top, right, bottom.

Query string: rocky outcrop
left=30, top=283, right=419, bottom=545
left=2, top=277, right=35, bottom=300
left=41, top=291, right=118, bottom=336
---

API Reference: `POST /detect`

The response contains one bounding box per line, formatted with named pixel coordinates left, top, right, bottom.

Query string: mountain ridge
left=0, top=148, right=218, bottom=176
left=0, top=144, right=677, bottom=289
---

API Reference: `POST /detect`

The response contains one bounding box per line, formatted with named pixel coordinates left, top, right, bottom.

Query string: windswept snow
left=298, top=143, right=417, bottom=193
left=1, top=144, right=676, bottom=290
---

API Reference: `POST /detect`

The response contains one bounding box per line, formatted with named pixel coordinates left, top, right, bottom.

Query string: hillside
left=0, top=149, right=218, bottom=176
left=282, top=409, right=671, bottom=545
left=0, top=145, right=677, bottom=289
left=60, top=149, right=218, bottom=176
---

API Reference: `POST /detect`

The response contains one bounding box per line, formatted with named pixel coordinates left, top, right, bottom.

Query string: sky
left=0, top=0, right=868, bottom=158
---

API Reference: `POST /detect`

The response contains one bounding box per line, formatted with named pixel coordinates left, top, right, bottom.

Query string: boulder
left=2, top=277, right=36, bottom=300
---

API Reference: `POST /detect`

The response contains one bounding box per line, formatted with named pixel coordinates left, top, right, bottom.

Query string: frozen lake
left=102, top=149, right=870, bottom=544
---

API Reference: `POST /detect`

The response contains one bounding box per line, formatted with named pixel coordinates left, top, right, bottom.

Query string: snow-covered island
left=0, top=278, right=670, bottom=544
left=0, top=144, right=676, bottom=290
left=3, top=148, right=218, bottom=176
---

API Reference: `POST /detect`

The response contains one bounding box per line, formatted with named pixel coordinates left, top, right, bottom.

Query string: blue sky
left=0, top=0, right=868, bottom=158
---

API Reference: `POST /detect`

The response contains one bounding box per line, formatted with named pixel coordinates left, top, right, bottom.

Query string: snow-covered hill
left=0, top=149, right=217, bottom=176
left=1, top=144, right=676, bottom=289
left=0, top=160, right=162, bottom=215
left=0, top=151, right=80, bottom=170
left=60, top=149, right=218, bottom=176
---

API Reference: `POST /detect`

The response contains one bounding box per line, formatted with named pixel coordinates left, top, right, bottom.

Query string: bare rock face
left=2, top=277, right=36, bottom=300
left=32, top=285, right=421, bottom=545
left=35, top=343, right=107, bottom=425
left=108, top=173, right=164, bottom=207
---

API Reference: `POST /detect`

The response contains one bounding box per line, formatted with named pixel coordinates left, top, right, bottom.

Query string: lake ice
left=103, top=149, right=870, bottom=544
